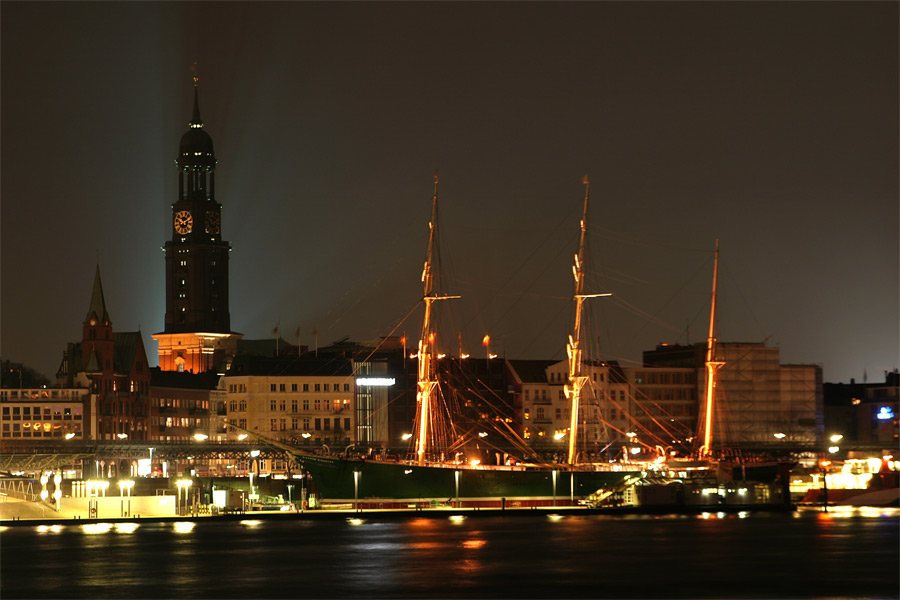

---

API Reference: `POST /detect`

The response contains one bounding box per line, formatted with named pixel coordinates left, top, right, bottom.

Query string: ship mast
left=414, top=172, right=459, bottom=466
left=699, top=239, right=725, bottom=457
left=565, top=176, right=609, bottom=465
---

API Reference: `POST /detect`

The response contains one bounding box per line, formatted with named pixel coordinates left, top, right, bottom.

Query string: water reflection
left=1, top=510, right=896, bottom=599
left=172, top=521, right=195, bottom=533
left=239, top=519, right=263, bottom=527
left=36, top=524, right=63, bottom=534
left=81, top=522, right=113, bottom=534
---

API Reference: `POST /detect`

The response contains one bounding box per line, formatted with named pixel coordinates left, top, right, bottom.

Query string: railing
left=0, top=478, right=41, bottom=502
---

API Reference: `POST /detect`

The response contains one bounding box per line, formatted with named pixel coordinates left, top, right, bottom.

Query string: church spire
left=85, top=263, right=110, bottom=324
left=190, top=63, right=203, bottom=128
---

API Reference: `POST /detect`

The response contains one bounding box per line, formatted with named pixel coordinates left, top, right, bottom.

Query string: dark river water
left=2, top=508, right=898, bottom=599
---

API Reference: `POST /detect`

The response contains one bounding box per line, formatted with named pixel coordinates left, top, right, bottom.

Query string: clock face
left=205, top=211, right=221, bottom=234
left=174, top=210, right=193, bottom=234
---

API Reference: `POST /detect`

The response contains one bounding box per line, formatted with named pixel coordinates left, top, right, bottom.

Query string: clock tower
left=153, top=74, right=241, bottom=373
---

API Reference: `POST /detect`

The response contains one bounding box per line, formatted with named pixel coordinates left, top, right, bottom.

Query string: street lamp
left=193, top=433, right=209, bottom=441
left=53, top=472, right=62, bottom=511
left=176, top=479, right=192, bottom=516
left=119, top=480, right=135, bottom=517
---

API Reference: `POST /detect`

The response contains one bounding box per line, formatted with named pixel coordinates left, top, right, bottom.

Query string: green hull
left=294, top=453, right=641, bottom=503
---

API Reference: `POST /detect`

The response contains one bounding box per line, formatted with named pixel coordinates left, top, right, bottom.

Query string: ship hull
left=294, top=453, right=641, bottom=505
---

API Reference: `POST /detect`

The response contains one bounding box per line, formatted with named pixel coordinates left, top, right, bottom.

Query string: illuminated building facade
left=148, top=370, right=218, bottom=442
left=221, top=355, right=356, bottom=449
left=0, top=387, right=93, bottom=440
left=152, top=80, right=240, bottom=373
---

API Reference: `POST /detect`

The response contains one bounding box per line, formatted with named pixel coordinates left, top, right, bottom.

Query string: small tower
left=153, top=69, right=241, bottom=373
left=82, top=264, right=114, bottom=371
left=60, top=264, right=151, bottom=442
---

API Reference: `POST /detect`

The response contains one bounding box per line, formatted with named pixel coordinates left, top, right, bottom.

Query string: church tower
left=153, top=72, right=241, bottom=373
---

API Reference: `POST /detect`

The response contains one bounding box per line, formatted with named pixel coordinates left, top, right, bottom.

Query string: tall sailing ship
left=236, top=175, right=646, bottom=508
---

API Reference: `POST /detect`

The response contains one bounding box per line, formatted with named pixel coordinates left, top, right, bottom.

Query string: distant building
left=148, top=369, right=219, bottom=442
left=152, top=80, right=241, bottom=374
left=824, top=370, right=899, bottom=446
left=858, top=371, right=899, bottom=444
left=644, top=342, right=822, bottom=447
left=221, top=354, right=356, bottom=448
left=56, top=266, right=151, bottom=441
left=508, top=359, right=697, bottom=461
left=0, top=387, right=92, bottom=440
left=619, top=365, right=699, bottom=451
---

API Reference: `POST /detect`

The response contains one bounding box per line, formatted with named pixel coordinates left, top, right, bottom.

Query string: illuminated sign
left=355, top=377, right=396, bottom=387
left=876, top=406, right=894, bottom=420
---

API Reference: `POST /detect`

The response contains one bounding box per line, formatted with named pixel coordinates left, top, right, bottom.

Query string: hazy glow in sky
left=1, top=2, right=897, bottom=384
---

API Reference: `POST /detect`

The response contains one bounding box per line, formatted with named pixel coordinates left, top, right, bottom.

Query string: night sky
left=2, top=2, right=897, bottom=384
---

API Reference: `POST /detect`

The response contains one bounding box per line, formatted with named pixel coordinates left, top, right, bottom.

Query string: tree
left=1, top=360, right=50, bottom=388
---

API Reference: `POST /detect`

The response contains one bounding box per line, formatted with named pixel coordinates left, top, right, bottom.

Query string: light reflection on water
left=173, top=521, right=195, bottom=533
left=1, top=510, right=897, bottom=599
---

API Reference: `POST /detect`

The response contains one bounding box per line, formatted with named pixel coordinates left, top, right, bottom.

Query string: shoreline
left=0, top=502, right=798, bottom=527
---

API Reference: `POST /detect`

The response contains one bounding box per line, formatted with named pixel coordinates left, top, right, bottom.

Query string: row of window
left=270, top=382, right=351, bottom=393
left=1, top=390, right=85, bottom=400
left=90, top=378, right=148, bottom=395
left=524, top=407, right=571, bottom=421
left=228, top=398, right=351, bottom=413
left=523, top=426, right=604, bottom=440
left=156, top=398, right=210, bottom=410
left=1, top=422, right=81, bottom=436
left=524, top=388, right=630, bottom=402
left=1, top=406, right=81, bottom=419
left=547, top=371, right=607, bottom=383
left=270, top=417, right=351, bottom=432
left=226, top=382, right=352, bottom=394
left=156, top=417, right=207, bottom=428
left=268, top=399, right=350, bottom=412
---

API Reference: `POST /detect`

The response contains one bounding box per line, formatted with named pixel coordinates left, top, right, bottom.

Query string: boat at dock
left=236, top=175, right=647, bottom=508
left=235, top=176, right=794, bottom=511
